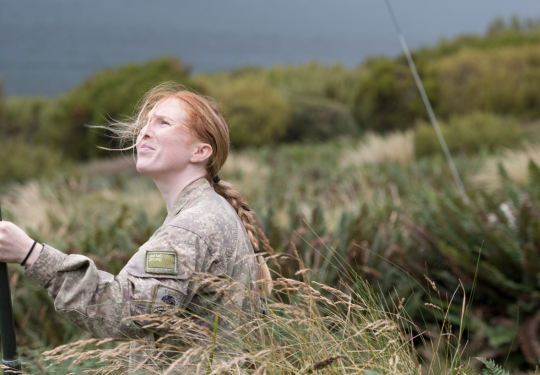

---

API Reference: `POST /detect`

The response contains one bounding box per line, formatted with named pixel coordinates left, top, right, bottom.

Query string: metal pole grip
left=0, top=208, right=22, bottom=374
left=2, top=358, right=21, bottom=374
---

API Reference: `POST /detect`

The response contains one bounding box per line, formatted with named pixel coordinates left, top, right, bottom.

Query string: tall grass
left=39, top=240, right=486, bottom=375
left=2, top=131, right=540, bottom=371
left=42, top=267, right=424, bottom=374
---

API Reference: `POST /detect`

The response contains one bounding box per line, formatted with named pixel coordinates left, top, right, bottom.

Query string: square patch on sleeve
left=152, top=285, right=185, bottom=313
left=145, top=250, right=178, bottom=275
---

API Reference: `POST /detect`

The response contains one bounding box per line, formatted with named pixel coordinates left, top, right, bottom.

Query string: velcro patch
left=152, top=285, right=185, bottom=313
left=145, top=250, right=178, bottom=275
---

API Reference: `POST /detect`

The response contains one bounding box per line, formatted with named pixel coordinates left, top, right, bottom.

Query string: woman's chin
left=136, top=161, right=153, bottom=176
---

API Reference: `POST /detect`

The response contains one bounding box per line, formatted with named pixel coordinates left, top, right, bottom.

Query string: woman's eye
left=160, top=120, right=170, bottom=126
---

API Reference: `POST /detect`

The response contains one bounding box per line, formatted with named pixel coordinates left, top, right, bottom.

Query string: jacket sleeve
left=23, top=227, right=207, bottom=339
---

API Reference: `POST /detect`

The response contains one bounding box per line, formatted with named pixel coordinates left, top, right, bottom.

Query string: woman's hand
left=0, top=221, right=39, bottom=266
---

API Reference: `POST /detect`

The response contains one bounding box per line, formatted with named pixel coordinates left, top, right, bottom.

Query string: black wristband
left=21, top=240, right=38, bottom=267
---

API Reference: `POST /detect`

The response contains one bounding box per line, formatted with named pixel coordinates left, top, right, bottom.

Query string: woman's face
left=135, top=97, right=202, bottom=179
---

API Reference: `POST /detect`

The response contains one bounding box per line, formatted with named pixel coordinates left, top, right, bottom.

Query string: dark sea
left=1, top=0, right=539, bottom=96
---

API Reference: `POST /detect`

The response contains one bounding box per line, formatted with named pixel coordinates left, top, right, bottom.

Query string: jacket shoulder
left=166, top=186, right=240, bottom=252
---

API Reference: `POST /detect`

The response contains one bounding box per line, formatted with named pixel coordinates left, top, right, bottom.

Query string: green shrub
left=0, top=96, right=51, bottom=141
left=353, top=57, right=440, bottom=133
left=212, top=80, right=290, bottom=148
left=0, top=137, right=73, bottom=184
left=196, top=62, right=362, bottom=107
left=351, top=19, right=540, bottom=134
left=414, top=112, right=523, bottom=158
left=415, top=16, right=540, bottom=61
left=285, top=95, right=358, bottom=142
left=431, top=45, right=540, bottom=119
left=39, top=57, right=203, bottom=160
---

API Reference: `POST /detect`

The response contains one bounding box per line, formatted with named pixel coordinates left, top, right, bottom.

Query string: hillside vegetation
left=2, top=15, right=540, bottom=373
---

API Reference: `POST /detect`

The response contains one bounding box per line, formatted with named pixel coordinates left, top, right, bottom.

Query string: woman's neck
left=153, top=169, right=206, bottom=213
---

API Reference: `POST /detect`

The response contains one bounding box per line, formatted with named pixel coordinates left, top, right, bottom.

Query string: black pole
left=0, top=207, right=21, bottom=374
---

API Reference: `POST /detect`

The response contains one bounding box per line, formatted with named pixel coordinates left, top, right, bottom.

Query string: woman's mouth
left=138, top=144, right=155, bottom=152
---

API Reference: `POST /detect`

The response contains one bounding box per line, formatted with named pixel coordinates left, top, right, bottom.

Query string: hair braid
left=108, top=82, right=273, bottom=295
left=212, top=180, right=273, bottom=294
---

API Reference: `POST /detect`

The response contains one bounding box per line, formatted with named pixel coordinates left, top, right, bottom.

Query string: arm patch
left=145, top=250, right=178, bottom=275
left=152, top=285, right=185, bottom=313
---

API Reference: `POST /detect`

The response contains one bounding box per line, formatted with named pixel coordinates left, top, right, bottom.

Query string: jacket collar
left=164, top=177, right=209, bottom=223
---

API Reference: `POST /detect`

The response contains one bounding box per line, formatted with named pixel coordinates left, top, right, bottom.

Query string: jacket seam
left=164, top=224, right=211, bottom=247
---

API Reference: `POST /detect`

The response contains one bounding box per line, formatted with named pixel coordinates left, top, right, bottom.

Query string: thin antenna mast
left=384, top=0, right=469, bottom=205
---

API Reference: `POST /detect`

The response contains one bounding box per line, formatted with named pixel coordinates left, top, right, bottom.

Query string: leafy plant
left=0, top=137, right=74, bottom=184
left=212, top=80, right=290, bottom=148
left=414, top=112, right=523, bottom=158
left=0, top=96, right=50, bottom=141
left=285, top=94, right=357, bottom=142
left=352, top=57, right=439, bottom=133
left=432, top=45, right=540, bottom=119
left=477, top=357, right=512, bottom=375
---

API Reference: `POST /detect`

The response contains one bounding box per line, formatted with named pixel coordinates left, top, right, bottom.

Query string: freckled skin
left=135, top=97, right=214, bottom=214
left=136, top=97, right=196, bottom=179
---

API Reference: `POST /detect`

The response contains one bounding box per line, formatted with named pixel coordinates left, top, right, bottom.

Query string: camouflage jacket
left=25, top=177, right=262, bottom=370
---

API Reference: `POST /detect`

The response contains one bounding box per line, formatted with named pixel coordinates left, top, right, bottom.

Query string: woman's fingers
left=0, top=221, right=35, bottom=264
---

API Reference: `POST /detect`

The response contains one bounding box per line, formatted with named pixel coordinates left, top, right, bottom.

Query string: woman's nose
left=139, top=123, right=154, bottom=139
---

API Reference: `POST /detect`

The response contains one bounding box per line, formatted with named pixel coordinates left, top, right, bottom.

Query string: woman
left=0, top=83, right=273, bottom=370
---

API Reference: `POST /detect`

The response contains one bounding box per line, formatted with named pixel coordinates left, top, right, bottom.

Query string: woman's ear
left=190, top=142, right=213, bottom=164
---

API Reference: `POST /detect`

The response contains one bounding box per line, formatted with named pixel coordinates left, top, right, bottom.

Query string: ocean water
left=0, top=0, right=538, bottom=96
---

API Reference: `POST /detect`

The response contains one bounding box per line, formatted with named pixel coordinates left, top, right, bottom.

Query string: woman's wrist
left=0, top=221, right=41, bottom=265
left=17, top=236, right=38, bottom=265
left=23, top=243, right=43, bottom=268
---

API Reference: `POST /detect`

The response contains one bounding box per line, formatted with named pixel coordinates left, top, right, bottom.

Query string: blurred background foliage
left=3, top=15, right=540, bottom=371
left=414, top=113, right=523, bottom=158
left=3, top=17, right=540, bottom=185
left=212, top=80, right=290, bottom=148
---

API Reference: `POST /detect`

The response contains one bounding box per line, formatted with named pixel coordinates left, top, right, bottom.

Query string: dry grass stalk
left=424, top=276, right=439, bottom=294
left=471, top=142, right=540, bottom=189
left=41, top=269, right=422, bottom=375
left=340, top=130, right=414, bottom=167
left=425, top=303, right=444, bottom=312
left=1, top=178, right=163, bottom=239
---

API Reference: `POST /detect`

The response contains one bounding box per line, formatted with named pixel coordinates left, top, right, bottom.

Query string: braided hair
left=212, top=180, right=273, bottom=293
left=109, top=82, right=273, bottom=294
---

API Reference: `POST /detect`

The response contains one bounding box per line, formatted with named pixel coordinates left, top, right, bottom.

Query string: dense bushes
left=353, top=44, right=540, bottom=134
left=212, top=80, right=290, bottom=148
left=195, top=62, right=362, bottom=106
left=414, top=112, right=523, bottom=158
left=1, top=96, right=50, bottom=141
left=433, top=45, right=540, bottom=119
left=0, top=137, right=73, bottom=184
left=1, top=59, right=363, bottom=176
left=0, top=96, right=71, bottom=184
left=40, top=57, right=203, bottom=159
left=352, top=18, right=540, bottom=134
left=0, top=57, right=202, bottom=163
left=0, top=58, right=206, bottom=184
left=203, top=64, right=361, bottom=145
left=285, top=95, right=357, bottom=142
left=414, top=17, right=540, bottom=62
left=352, top=58, right=439, bottom=132
left=2, top=15, right=540, bottom=183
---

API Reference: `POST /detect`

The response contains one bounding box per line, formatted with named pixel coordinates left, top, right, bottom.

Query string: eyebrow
left=153, top=114, right=175, bottom=122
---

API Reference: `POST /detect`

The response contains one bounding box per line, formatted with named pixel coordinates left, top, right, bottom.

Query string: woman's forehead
left=153, top=97, right=190, bottom=123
